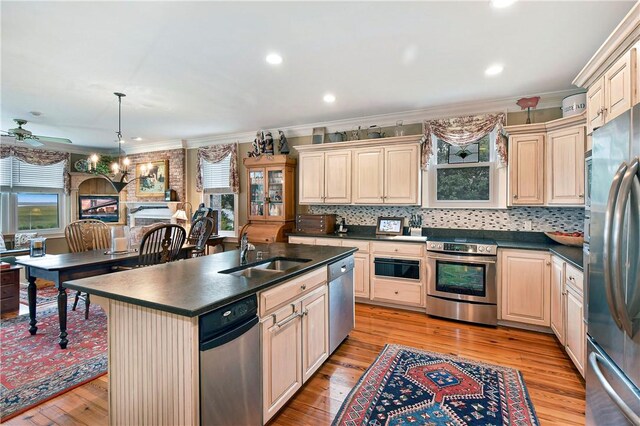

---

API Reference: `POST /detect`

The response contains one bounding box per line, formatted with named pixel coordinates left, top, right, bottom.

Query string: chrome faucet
left=240, top=233, right=249, bottom=264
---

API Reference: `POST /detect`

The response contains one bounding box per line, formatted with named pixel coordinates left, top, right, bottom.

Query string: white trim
left=573, top=2, right=640, bottom=88
left=116, top=89, right=576, bottom=152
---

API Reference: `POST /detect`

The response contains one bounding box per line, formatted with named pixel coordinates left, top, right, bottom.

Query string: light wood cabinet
left=298, top=151, right=351, bottom=204
left=261, top=302, right=303, bottom=422
left=352, top=148, right=385, bottom=204
left=546, top=126, right=585, bottom=205
left=301, top=287, right=328, bottom=382
left=587, top=76, right=606, bottom=134
left=354, top=253, right=370, bottom=298
left=605, top=49, right=635, bottom=124
left=550, top=256, right=565, bottom=344
left=384, top=144, right=420, bottom=204
left=509, top=134, right=545, bottom=205
left=499, top=249, right=551, bottom=326
left=565, top=285, right=585, bottom=376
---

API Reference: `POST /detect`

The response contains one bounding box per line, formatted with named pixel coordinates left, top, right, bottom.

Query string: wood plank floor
left=6, top=303, right=585, bottom=425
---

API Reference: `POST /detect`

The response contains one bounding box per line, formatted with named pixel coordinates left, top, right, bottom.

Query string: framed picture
left=135, top=160, right=169, bottom=197
left=376, top=216, right=404, bottom=235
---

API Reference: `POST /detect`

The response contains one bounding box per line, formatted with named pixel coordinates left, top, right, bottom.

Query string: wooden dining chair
left=137, top=224, right=187, bottom=267
left=187, top=217, right=215, bottom=257
left=64, top=219, right=110, bottom=319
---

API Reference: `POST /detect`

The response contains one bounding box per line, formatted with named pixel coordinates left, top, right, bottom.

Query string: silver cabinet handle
left=273, top=310, right=302, bottom=329
left=589, top=352, right=640, bottom=425
left=612, top=157, right=639, bottom=338
left=604, top=162, right=627, bottom=331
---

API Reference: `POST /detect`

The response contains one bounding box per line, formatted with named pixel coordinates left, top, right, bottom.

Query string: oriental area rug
left=0, top=301, right=107, bottom=421
left=333, top=344, right=539, bottom=426
left=19, top=283, right=59, bottom=306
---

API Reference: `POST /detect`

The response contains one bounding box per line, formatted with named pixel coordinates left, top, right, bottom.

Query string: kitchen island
left=64, top=243, right=356, bottom=426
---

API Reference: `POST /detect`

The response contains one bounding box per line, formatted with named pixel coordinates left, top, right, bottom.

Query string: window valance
left=0, top=145, right=70, bottom=194
left=196, top=143, right=239, bottom=193
left=420, top=112, right=508, bottom=170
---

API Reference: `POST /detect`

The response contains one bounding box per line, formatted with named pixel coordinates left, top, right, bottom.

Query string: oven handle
left=373, top=258, right=420, bottom=265
left=427, top=254, right=496, bottom=265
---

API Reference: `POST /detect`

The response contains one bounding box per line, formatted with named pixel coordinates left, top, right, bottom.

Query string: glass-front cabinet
left=244, top=156, right=296, bottom=222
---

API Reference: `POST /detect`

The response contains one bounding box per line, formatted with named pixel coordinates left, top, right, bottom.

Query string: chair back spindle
left=187, top=217, right=215, bottom=257
left=138, top=224, right=186, bottom=267
left=65, top=219, right=110, bottom=253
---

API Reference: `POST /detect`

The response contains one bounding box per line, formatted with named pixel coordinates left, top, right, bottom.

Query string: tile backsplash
left=307, top=205, right=584, bottom=232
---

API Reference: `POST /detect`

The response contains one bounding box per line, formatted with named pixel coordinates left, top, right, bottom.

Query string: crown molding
left=573, top=2, right=640, bottom=88
left=178, top=89, right=575, bottom=150
left=0, top=135, right=112, bottom=155
left=123, top=139, right=187, bottom=155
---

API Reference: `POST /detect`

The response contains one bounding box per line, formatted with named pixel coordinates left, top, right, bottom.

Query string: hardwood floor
left=6, top=303, right=585, bottom=425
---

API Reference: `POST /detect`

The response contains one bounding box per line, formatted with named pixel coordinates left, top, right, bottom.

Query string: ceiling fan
left=1, top=119, right=72, bottom=147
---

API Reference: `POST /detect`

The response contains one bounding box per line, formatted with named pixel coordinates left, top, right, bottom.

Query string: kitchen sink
left=220, top=257, right=312, bottom=278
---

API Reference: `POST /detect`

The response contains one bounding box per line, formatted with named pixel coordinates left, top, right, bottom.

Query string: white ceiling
left=1, top=1, right=634, bottom=149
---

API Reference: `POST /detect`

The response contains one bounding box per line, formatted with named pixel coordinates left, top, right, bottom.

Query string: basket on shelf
left=545, top=232, right=584, bottom=247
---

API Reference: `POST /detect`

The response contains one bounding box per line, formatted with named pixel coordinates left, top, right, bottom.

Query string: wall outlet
left=523, top=220, right=532, bottom=231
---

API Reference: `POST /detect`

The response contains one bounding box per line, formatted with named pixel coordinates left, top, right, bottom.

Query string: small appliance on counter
left=409, top=214, right=422, bottom=236
left=337, top=218, right=348, bottom=234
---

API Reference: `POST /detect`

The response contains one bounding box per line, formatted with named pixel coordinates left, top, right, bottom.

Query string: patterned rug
left=19, top=283, right=59, bottom=306
left=333, top=344, right=539, bottom=426
left=0, top=301, right=108, bottom=421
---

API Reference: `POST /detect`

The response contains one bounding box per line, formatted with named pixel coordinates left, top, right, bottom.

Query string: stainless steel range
left=426, top=238, right=498, bottom=326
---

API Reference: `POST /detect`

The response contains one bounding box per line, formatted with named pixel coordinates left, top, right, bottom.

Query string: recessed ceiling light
left=323, top=93, right=336, bottom=103
left=133, top=137, right=143, bottom=141
left=30, top=111, right=42, bottom=117
left=485, top=64, right=504, bottom=76
left=266, top=53, right=283, bottom=65
left=491, top=0, right=517, bottom=8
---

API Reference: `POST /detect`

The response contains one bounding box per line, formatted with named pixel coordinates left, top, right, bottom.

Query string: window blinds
left=201, top=154, right=231, bottom=193
left=0, top=157, right=65, bottom=189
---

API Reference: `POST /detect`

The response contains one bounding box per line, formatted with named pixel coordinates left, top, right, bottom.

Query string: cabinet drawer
left=314, top=238, right=343, bottom=247
left=0, top=296, right=19, bottom=313
left=0, top=283, right=19, bottom=299
left=371, top=278, right=424, bottom=307
left=341, top=239, right=369, bottom=254
left=565, top=263, right=583, bottom=295
left=259, top=268, right=327, bottom=316
left=0, top=270, right=19, bottom=285
left=288, top=237, right=315, bottom=245
left=371, top=241, right=424, bottom=257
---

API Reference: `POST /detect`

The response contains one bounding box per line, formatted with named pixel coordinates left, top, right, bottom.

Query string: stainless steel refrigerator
left=587, top=104, right=640, bottom=425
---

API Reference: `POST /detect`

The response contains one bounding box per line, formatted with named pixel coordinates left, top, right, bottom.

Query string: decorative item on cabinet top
left=249, top=130, right=290, bottom=157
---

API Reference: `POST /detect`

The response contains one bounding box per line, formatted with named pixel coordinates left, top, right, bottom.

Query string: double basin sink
left=220, top=257, right=311, bottom=278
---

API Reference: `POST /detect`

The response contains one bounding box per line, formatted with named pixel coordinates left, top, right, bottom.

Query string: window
left=201, top=155, right=237, bottom=237
left=426, top=132, right=506, bottom=208
left=0, top=157, right=67, bottom=235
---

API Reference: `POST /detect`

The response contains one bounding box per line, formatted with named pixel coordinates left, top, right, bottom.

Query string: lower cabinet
left=354, top=253, right=370, bottom=298
left=550, top=256, right=566, bottom=344
left=261, top=285, right=328, bottom=423
left=565, top=285, right=585, bottom=376
left=499, top=249, right=551, bottom=327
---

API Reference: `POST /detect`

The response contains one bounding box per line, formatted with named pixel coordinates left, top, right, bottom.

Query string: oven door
left=427, top=252, right=497, bottom=304
left=373, top=257, right=421, bottom=281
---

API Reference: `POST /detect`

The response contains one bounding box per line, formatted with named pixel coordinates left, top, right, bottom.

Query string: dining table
left=15, top=245, right=193, bottom=349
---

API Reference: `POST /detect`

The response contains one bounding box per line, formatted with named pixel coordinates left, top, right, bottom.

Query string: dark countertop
left=64, top=243, right=356, bottom=317
left=289, top=227, right=584, bottom=269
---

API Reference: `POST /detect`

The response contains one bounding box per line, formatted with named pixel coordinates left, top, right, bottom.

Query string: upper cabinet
left=295, top=135, right=421, bottom=206
left=586, top=77, right=606, bottom=134
left=244, top=155, right=296, bottom=222
left=505, top=113, right=586, bottom=207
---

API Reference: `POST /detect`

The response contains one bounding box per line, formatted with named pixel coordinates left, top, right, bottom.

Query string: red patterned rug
left=0, top=301, right=108, bottom=421
left=333, top=344, right=539, bottom=426
left=19, top=283, right=59, bottom=306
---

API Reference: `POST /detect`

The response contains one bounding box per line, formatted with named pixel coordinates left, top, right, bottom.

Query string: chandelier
left=87, top=92, right=152, bottom=193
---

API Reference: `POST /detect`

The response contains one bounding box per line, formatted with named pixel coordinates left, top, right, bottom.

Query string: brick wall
left=124, top=148, right=186, bottom=202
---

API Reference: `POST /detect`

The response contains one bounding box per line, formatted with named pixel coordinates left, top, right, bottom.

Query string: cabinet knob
left=301, top=284, right=307, bottom=290
left=579, top=194, right=584, bottom=198
left=513, top=195, right=518, bottom=199
left=546, top=261, right=551, bottom=266
left=394, top=291, right=399, bottom=295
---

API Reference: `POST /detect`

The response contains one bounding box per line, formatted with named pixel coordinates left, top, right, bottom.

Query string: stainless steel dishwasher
left=328, top=255, right=355, bottom=354
left=199, top=294, right=261, bottom=426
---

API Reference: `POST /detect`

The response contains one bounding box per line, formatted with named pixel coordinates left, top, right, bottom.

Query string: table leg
left=27, top=276, right=38, bottom=335
left=58, top=287, right=68, bottom=349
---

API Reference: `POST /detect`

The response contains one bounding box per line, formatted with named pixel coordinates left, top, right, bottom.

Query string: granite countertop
left=289, top=227, right=584, bottom=270
left=64, top=243, right=356, bottom=317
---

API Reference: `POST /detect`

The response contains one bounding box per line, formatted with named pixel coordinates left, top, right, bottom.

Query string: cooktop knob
left=478, top=246, right=485, bottom=252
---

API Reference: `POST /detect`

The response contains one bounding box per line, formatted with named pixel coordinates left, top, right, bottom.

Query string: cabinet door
left=266, top=167, right=286, bottom=220
left=509, top=135, right=545, bottom=205
left=565, top=287, right=585, bottom=377
left=384, top=145, right=419, bottom=205
left=301, top=287, right=328, bottom=382
left=248, top=167, right=266, bottom=220
left=352, top=148, right=384, bottom=204
left=587, top=76, right=605, bottom=134
left=500, top=249, right=551, bottom=326
left=546, top=126, right=585, bottom=205
left=262, top=303, right=303, bottom=422
left=324, top=150, right=352, bottom=204
left=354, top=253, right=370, bottom=299
left=550, top=257, right=565, bottom=345
left=299, top=152, right=325, bottom=204
left=605, top=49, right=634, bottom=123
